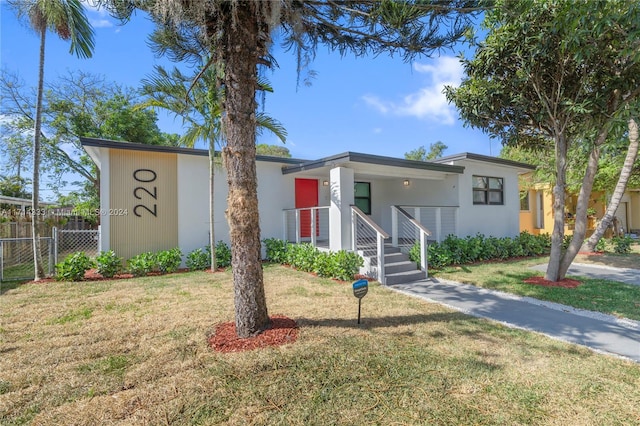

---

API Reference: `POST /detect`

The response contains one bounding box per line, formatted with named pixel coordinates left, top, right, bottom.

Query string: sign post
left=352, top=279, right=369, bottom=324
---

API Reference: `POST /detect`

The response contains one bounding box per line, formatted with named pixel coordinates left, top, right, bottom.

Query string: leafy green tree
left=1, top=70, right=179, bottom=221
left=102, top=0, right=482, bottom=337
left=405, top=141, right=448, bottom=161
left=446, top=0, right=640, bottom=281
left=8, top=0, right=94, bottom=281
left=256, top=144, right=292, bottom=158
left=0, top=175, right=31, bottom=199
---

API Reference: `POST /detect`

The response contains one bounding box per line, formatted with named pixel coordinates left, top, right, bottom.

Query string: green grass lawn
left=1, top=265, right=639, bottom=425
left=431, top=257, right=640, bottom=321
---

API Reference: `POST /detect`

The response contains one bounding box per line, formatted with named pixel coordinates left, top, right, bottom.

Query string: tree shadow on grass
left=296, top=311, right=476, bottom=330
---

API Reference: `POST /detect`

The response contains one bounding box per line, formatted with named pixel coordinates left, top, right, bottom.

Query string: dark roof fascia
left=282, top=151, right=464, bottom=175
left=79, top=137, right=304, bottom=164
left=434, top=152, right=536, bottom=170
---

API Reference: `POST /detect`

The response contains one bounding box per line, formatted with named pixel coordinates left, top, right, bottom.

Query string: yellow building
left=519, top=174, right=640, bottom=237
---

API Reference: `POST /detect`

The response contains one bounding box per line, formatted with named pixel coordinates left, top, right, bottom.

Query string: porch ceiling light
left=403, top=179, right=410, bottom=187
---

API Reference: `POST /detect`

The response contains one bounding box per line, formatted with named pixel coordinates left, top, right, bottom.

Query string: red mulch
left=208, top=315, right=298, bottom=353
left=524, top=276, right=582, bottom=288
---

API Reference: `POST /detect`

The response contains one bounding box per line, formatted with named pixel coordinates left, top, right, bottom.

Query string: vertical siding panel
left=109, top=149, right=178, bottom=261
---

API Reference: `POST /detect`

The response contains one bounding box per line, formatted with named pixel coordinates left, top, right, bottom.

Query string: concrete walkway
left=389, top=277, right=640, bottom=363
left=530, top=263, right=640, bottom=285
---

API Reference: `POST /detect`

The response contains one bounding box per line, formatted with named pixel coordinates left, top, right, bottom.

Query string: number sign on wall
left=133, top=168, right=158, bottom=218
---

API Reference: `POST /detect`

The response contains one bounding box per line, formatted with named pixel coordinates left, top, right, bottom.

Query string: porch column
left=329, top=166, right=354, bottom=251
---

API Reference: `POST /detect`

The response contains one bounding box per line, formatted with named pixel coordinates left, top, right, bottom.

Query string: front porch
left=280, top=153, right=464, bottom=285
left=282, top=204, right=458, bottom=285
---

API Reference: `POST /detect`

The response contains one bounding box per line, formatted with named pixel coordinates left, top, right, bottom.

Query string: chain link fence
left=54, top=229, right=100, bottom=264
left=0, top=228, right=100, bottom=281
left=0, top=237, right=54, bottom=281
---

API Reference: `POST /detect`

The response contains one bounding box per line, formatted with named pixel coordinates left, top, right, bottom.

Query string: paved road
left=389, top=277, right=640, bottom=363
left=530, top=263, right=640, bottom=285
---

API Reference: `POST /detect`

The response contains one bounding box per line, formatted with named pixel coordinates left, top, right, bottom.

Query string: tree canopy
left=405, top=141, right=448, bottom=161
left=1, top=70, right=179, bottom=211
left=446, top=0, right=640, bottom=281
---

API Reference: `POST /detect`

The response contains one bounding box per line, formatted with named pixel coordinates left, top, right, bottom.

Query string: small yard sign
left=352, top=279, right=369, bottom=324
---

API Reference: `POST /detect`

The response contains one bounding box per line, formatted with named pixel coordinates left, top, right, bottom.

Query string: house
left=519, top=174, right=640, bottom=238
left=81, top=137, right=535, bottom=284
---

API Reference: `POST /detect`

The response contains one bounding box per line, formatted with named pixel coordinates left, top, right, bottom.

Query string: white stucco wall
left=452, top=160, right=522, bottom=238
left=255, top=161, right=297, bottom=241
left=177, top=154, right=210, bottom=255
left=370, top=175, right=460, bottom=233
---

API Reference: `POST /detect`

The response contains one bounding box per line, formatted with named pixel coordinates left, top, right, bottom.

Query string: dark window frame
left=472, top=175, right=504, bottom=205
left=520, top=190, right=530, bottom=211
left=354, top=181, right=371, bottom=215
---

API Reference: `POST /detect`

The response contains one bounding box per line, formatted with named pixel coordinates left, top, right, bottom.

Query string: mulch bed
left=524, top=276, right=582, bottom=288
left=208, top=315, right=299, bottom=353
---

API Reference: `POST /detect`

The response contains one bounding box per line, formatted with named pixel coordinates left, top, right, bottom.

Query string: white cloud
left=362, top=56, right=464, bottom=125
left=82, top=1, right=115, bottom=28
left=90, top=19, right=114, bottom=28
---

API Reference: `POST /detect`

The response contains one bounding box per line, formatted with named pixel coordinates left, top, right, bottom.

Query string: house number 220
left=133, top=169, right=157, bottom=217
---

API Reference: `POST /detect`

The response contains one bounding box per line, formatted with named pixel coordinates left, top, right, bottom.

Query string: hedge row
left=54, top=241, right=232, bottom=281
left=263, top=238, right=363, bottom=281
left=410, top=232, right=552, bottom=269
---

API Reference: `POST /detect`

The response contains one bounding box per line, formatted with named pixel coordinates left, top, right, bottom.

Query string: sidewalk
left=389, top=278, right=640, bottom=363
left=530, top=263, right=640, bottom=286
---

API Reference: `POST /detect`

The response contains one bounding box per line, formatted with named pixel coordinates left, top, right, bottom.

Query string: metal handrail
left=351, top=205, right=389, bottom=284
left=394, top=206, right=432, bottom=237
left=282, top=206, right=330, bottom=247
left=351, top=206, right=390, bottom=239
left=391, top=205, right=430, bottom=276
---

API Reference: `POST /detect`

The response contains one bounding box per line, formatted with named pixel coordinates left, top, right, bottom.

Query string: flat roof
left=281, top=151, right=465, bottom=175
left=79, top=137, right=305, bottom=165
left=433, top=152, right=536, bottom=170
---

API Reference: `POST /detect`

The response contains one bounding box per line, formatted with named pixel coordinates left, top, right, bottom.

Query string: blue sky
left=2, top=3, right=497, bottom=197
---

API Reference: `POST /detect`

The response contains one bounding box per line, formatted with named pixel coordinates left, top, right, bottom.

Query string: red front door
left=295, top=178, right=319, bottom=238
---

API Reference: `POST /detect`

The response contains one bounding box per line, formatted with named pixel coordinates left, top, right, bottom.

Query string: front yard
left=1, top=265, right=639, bottom=425
left=433, top=253, right=640, bottom=321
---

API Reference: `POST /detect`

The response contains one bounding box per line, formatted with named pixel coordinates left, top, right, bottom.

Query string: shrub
left=156, top=248, right=183, bottom=274
left=595, top=238, right=607, bottom=252
left=95, top=250, right=123, bottom=278
left=286, top=243, right=318, bottom=272
left=186, top=248, right=210, bottom=270
left=331, top=250, right=364, bottom=281
left=263, top=239, right=363, bottom=281
left=55, top=252, right=95, bottom=281
left=612, top=236, right=633, bottom=254
left=411, top=231, right=552, bottom=269
left=215, top=241, right=232, bottom=268
left=127, top=252, right=157, bottom=277
left=263, top=238, right=288, bottom=263
left=312, top=251, right=334, bottom=278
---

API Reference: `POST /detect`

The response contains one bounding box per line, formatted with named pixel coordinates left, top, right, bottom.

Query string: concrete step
left=384, top=260, right=420, bottom=274
left=367, top=251, right=408, bottom=266
left=385, top=269, right=427, bottom=285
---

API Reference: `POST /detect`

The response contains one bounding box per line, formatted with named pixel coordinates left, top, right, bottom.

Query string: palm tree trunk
left=31, top=26, right=46, bottom=280
left=583, top=117, right=639, bottom=251
left=220, top=3, right=270, bottom=338
left=209, top=142, right=217, bottom=272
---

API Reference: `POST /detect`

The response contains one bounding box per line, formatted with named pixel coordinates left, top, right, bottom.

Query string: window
left=472, top=175, right=504, bottom=205
left=354, top=182, right=371, bottom=214
left=520, top=191, right=530, bottom=211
